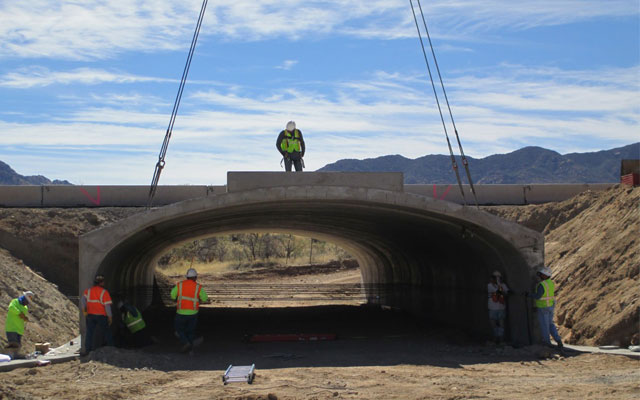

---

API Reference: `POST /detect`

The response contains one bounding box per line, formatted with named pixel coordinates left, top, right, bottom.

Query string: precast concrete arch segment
left=79, top=185, right=543, bottom=345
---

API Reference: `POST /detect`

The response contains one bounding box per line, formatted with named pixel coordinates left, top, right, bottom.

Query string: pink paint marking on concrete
left=440, top=185, right=452, bottom=200
left=432, top=184, right=452, bottom=200
left=79, top=186, right=101, bottom=206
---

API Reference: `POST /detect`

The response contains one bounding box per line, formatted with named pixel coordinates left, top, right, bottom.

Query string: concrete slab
left=227, top=172, right=404, bottom=192
left=524, top=183, right=614, bottom=204
left=405, top=183, right=615, bottom=205
left=40, top=185, right=223, bottom=207
left=563, top=344, right=640, bottom=359
left=0, top=185, right=42, bottom=207
left=0, top=336, right=80, bottom=372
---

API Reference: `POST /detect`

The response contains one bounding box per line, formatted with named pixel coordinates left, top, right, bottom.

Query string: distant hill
left=318, top=143, right=640, bottom=184
left=0, top=160, right=71, bottom=185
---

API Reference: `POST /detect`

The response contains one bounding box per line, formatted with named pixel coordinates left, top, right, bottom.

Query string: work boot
left=192, top=336, right=204, bottom=348
left=557, top=340, right=565, bottom=355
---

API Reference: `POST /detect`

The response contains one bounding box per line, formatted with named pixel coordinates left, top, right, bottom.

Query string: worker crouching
left=118, top=300, right=153, bottom=348
left=171, top=268, right=209, bottom=353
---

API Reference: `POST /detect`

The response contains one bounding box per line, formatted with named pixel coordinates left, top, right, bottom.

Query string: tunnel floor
left=89, top=304, right=524, bottom=372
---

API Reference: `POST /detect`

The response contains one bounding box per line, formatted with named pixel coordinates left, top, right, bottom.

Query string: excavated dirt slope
left=0, top=208, right=141, bottom=295
left=486, top=184, right=639, bottom=346
left=0, top=248, right=79, bottom=353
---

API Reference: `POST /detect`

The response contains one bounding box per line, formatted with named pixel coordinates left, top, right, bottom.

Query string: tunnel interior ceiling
left=97, top=199, right=534, bottom=307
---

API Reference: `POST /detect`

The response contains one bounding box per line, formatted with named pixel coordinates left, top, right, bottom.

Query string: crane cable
left=146, top=0, right=209, bottom=209
left=409, top=0, right=479, bottom=207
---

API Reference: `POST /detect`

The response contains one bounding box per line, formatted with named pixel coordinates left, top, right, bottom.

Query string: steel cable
left=415, top=0, right=479, bottom=207
left=409, top=0, right=467, bottom=204
left=147, top=0, right=209, bottom=209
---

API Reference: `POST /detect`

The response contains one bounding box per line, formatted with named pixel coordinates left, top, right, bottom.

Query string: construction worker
left=487, top=271, right=509, bottom=344
left=82, top=274, right=114, bottom=353
left=276, top=120, right=305, bottom=172
left=170, top=268, right=208, bottom=353
left=531, top=266, right=563, bottom=351
left=4, top=291, right=34, bottom=358
left=118, top=300, right=152, bottom=348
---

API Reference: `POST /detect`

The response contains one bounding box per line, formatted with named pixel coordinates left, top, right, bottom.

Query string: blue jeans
left=488, top=309, right=506, bottom=339
left=174, top=313, right=198, bottom=346
left=86, top=314, right=114, bottom=352
left=536, top=306, right=561, bottom=345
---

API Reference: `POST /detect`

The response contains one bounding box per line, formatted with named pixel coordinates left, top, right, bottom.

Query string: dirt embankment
left=486, top=185, right=639, bottom=346
left=0, top=248, right=79, bottom=352
left=0, top=208, right=142, bottom=295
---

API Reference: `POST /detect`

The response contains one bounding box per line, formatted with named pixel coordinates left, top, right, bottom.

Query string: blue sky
left=0, top=0, right=638, bottom=184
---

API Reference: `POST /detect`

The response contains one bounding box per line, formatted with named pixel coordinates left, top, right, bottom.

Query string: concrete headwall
left=0, top=182, right=614, bottom=207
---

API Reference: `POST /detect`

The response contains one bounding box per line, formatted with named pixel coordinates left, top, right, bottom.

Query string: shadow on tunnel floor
left=83, top=305, right=562, bottom=372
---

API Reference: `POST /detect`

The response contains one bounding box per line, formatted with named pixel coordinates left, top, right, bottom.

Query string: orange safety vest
left=176, top=280, right=202, bottom=312
left=84, top=285, right=112, bottom=316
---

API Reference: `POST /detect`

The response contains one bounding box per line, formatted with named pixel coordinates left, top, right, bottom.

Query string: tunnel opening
left=81, top=187, right=543, bottom=356
left=153, top=232, right=366, bottom=309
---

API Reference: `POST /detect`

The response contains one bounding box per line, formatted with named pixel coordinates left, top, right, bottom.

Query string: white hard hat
left=492, top=270, right=502, bottom=277
left=186, top=268, right=197, bottom=278
left=538, top=267, right=552, bottom=277
left=22, top=291, right=34, bottom=300
left=286, top=121, right=296, bottom=131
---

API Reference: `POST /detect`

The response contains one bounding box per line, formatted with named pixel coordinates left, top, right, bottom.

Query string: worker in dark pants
left=170, top=268, right=209, bottom=353
left=82, top=275, right=114, bottom=354
left=276, top=120, right=305, bottom=172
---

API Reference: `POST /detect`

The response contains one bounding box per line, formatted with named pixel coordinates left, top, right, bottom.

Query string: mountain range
left=1, top=143, right=638, bottom=185
left=0, top=160, right=71, bottom=185
left=318, top=143, right=639, bottom=184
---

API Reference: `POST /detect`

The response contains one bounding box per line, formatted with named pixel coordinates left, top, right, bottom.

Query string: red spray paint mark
left=432, top=184, right=452, bottom=200
left=79, top=186, right=101, bottom=205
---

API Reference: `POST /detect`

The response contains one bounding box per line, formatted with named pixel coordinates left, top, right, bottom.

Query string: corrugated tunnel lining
left=87, top=197, right=537, bottom=344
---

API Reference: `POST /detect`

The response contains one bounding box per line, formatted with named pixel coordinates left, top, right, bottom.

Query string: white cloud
left=0, top=1, right=635, bottom=60
left=276, top=60, right=299, bottom=70
left=0, top=67, right=174, bottom=88
left=0, top=64, right=638, bottom=183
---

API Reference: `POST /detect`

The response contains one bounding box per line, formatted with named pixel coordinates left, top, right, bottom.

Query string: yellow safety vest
left=280, top=129, right=301, bottom=153
left=123, top=306, right=146, bottom=334
left=535, top=279, right=555, bottom=308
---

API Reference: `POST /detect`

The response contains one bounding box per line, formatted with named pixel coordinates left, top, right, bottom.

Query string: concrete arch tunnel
left=79, top=175, right=544, bottom=347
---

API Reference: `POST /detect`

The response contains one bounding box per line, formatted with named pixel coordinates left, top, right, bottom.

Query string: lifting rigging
left=409, top=0, right=479, bottom=207
left=146, top=0, right=478, bottom=208
left=146, top=0, right=209, bottom=209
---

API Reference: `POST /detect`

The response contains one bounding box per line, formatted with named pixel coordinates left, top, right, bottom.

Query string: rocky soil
left=486, top=184, right=639, bottom=346
left=0, top=248, right=79, bottom=352
left=0, top=208, right=142, bottom=295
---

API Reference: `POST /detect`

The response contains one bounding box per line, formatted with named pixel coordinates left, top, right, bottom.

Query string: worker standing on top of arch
left=276, top=120, right=305, bottom=172
left=171, top=268, right=209, bottom=353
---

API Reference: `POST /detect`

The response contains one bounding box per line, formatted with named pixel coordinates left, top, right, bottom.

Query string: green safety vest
left=5, top=298, right=28, bottom=335
left=280, top=129, right=301, bottom=153
left=123, top=306, right=146, bottom=334
left=535, top=279, right=555, bottom=308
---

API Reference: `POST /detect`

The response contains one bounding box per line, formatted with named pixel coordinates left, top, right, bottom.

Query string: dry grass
left=158, top=253, right=344, bottom=277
